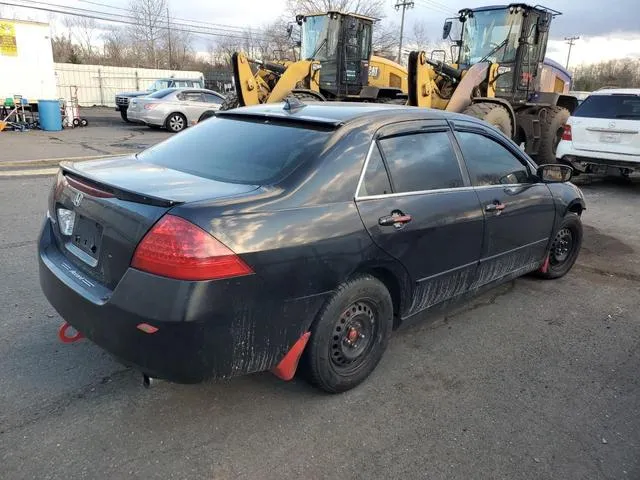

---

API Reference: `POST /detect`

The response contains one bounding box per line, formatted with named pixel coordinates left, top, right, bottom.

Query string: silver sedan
left=128, top=88, right=225, bottom=133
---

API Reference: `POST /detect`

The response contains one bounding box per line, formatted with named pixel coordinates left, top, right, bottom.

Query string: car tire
left=300, top=275, right=393, bottom=393
left=536, top=213, right=583, bottom=279
left=166, top=113, right=187, bottom=133
left=538, top=106, right=570, bottom=165
left=120, top=109, right=130, bottom=123
left=462, top=102, right=513, bottom=138
left=219, top=93, right=240, bottom=111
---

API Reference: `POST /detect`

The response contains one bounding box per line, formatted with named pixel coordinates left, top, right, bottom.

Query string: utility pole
left=395, top=1, right=414, bottom=64
left=564, top=35, right=579, bottom=69
left=167, top=7, right=173, bottom=69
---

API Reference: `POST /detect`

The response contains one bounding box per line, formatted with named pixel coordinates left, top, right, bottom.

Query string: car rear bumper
left=38, top=218, right=325, bottom=383
left=557, top=142, right=640, bottom=173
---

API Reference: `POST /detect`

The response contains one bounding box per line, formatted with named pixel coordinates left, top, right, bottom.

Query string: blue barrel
left=38, top=100, right=62, bottom=131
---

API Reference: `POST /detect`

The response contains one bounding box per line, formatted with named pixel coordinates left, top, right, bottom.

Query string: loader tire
left=462, top=103, right=513, bottom=138
left=537, top=106, right=570, bottom=165
left=219, top=93, right=240, bottom=111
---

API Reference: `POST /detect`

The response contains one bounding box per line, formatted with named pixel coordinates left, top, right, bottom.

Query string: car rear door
left=452, top=121, right=556, bottom=288
left=355, top=120, right=485, bottom=316
left=179, top=91, right=206, bottom=124
left=569, top=93, right=640, bottom=155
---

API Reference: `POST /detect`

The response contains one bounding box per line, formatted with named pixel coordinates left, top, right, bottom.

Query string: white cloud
left=546, top=33, right=640, bottom=67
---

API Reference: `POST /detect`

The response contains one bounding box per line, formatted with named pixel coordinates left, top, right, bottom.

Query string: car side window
left=378, top=131, right=464, bottom=192
left=456, top=131, right=531, bottom=186
left=183, top=92, right=205, bottom=102
left=359, top=145, right=391, bottom=197
left=204, top=93, right=223, bottom=104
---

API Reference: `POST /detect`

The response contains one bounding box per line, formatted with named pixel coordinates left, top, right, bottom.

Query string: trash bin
left=37, top=99, right=63, bottom=131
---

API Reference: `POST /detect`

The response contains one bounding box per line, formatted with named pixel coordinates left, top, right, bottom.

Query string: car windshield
left=147, top=80, right=170, bottom=92
left=137, top=117, right=332, bottom=184
left=147, top=88, right=176, bottom=99
left=459, top=9, right=523, bottom=65
left=573, top=94, right=640, bottom=119
left=301, top=15, right=340, bottom=61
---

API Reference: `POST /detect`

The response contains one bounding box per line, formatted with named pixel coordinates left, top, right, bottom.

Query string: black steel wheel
left=536, top=213, right=583, bottom=279
left=300, top=275, right=393, bottom=393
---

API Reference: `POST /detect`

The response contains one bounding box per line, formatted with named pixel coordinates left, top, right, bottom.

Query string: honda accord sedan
left=39, top=102, right=585, bottom=393
left=127, top=87, right=225, bottom=132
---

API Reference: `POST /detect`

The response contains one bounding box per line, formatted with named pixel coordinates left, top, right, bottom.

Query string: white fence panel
left=54, top=63, right=204, bottom=107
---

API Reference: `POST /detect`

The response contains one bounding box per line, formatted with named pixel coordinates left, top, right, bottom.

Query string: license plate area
left=600, top=132, right=621, bottom=143
left=71, top=215, right=103, bottom=260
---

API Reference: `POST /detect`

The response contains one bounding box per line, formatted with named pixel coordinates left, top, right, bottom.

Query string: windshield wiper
left=479, top=38, right=508, bottom=64
left=616, top=114, right=640, bottom=119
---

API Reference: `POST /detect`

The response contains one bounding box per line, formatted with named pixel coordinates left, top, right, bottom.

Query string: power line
left=565, top=35, right=579, bottom=69
left=414, top=0, right=455, bottom=16
left=77, top=0, right=251, bottom=34
left=395, top=0, right=414, bottom=63
left=1, top=0, right=275, bottom=41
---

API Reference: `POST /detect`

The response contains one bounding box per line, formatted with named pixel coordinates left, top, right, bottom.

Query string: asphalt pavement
left=0, top=169, right=638, bottom=479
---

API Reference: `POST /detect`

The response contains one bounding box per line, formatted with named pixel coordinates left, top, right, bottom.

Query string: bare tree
left=372, top=21, right=399, bottom=60
left=411, top=20, right=430, bottom=51
left=129, top=0, right=167, bottom=68
left=63, top=16, right=98, bottom=61
left=286, top=0, right=385, bottom=18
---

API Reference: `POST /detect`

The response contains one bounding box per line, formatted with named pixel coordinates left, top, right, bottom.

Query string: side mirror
left=537, top=164, right=573, bottom=183
left=442, top=20, right=452, bottom=39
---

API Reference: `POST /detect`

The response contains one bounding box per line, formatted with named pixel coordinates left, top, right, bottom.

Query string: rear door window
left=378, top=131, right=464, bottom=192
left=456, top=131, right=532, bottom=186
left=573, top=94, right=640, bottom=120
left=204, top=93, right=223, bottom=104
left=137, top=117, right=332, bottom=185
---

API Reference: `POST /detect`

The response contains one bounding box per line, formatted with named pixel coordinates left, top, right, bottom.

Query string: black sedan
left=39, top=102, right=585, bottom=393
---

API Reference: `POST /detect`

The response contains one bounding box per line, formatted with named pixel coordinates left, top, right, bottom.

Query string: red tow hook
left=58, top=322, right=85, bottom=343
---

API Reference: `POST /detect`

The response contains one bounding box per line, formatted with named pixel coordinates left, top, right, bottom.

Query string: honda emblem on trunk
left=72, top=192, right=84, bottom=207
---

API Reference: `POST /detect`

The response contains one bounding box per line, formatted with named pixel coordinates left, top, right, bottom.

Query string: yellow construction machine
left=222, top=11, right=408, bottom=110
left=408, top=4, right=579, bottom=164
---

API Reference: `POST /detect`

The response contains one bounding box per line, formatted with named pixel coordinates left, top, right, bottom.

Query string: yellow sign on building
left=0, top=21, right=18, bottom=56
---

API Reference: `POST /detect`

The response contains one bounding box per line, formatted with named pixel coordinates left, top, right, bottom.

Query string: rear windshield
left=137, top=117, right=332, bottom=184
left=573, top=94, right=640, bottom=120
left=147, top=88, right=176, bottom=99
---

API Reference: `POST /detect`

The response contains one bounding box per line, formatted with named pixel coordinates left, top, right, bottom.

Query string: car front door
left=452, top=121, right=556, bottom=288
left=355, top=121, right=485, bottom=317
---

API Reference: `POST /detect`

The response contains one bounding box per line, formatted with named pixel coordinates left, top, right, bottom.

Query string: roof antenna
left=283, top=95, right=305, bottom=111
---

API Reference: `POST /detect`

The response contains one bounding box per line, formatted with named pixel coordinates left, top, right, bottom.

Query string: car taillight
left=131, top=215, right=253, bottom=281
left=561, top=124, right=572, bottom=141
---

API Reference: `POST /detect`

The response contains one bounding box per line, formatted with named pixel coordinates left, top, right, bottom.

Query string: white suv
left=556, top=88, right=640, bottom=176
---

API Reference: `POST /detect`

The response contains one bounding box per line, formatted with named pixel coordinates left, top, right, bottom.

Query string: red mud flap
left=271, top=332, right=311, bottom=381
left=538, top=255, right=550, bottom=274
left=58, top=322, right=84, bottom=343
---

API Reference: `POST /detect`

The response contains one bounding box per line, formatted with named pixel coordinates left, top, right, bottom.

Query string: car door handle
left=378, top=213, right=412, bottom=227
left=485, top=202, right=506, bottom=212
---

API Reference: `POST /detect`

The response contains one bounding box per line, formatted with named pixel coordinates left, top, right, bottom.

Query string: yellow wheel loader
left=222, top=11, right=408, bottom=111
left=408, top=4, right=579, bottom=164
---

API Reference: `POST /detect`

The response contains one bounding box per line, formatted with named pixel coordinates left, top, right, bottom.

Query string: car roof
left=590, top=88, right=640, bottom=96
left=217, top=101, right=477, bottom=129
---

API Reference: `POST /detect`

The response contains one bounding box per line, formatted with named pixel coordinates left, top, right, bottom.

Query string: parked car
left=38, top=102, right=585, bottom=393
left=127, top=88, right=225, bottom=132
left=557, top=88, right=640, bottom=176
left=115, top=77, right=204, bottom=122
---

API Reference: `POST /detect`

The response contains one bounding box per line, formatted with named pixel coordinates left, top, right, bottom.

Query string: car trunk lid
left=51, top=156, right=258, bottom=289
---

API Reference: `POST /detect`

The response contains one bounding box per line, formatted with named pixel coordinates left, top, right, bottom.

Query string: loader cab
left=453, top=4, right=559, bottom=102
left=300, top=12, right=374, bottom=98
